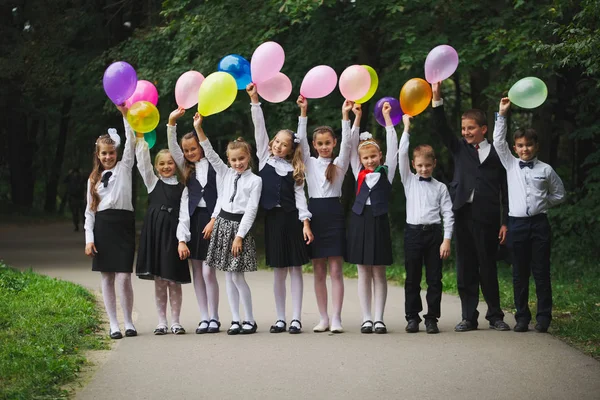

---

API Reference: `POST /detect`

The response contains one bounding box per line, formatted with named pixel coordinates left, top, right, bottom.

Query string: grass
left=0, top=262, right=107, bottom=399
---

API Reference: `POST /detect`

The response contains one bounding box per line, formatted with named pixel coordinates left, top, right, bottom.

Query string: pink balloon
left=125, top=80, right=158, bottom=108
left=339, top=65, right=371, bottom=101
left=175, top=71, right=205, bottom=109
left=424, top=45, right=459, bottom=84
left=257, top=73, right=292, bottom=103
left=251, top=41, right=285, bottom=84
left=300, top=66, right=338, bottom=99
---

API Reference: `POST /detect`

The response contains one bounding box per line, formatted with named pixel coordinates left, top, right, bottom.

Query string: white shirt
left=493, top=115, right=565, bottom=217
left=297, top=116, right=353, bottom=198
left=398, top=131, right=454, bottom=239
left=200, top=139, right=262, bottom=238
left=135, top=138, right=180, bottom=193
left=251, top=102, right=312, bottom=221
left=84, top=118, right=135, bottom=244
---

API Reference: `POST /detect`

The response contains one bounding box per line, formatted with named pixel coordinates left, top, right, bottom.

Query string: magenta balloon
left=125, top=80, right=159, bottom=108
left=175, top=71, right=205, bottom=109
left=374, top=97, right=403, bottom=127
left=424, top=45, right=459, bottom=84
left=251, top=41, right=285, bottom=84
left=257, top=72, right=292, bottom=103
left=300, top=65, right=338, bottom=99
left=339, top=65, right=371, bottom=101
left=103, top=61, right=137, bottom=105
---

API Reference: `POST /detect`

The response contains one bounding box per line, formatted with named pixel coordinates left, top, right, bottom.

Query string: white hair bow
left=107, top=128, right=121, bottom=148
left=359, top=131, right=373, bottom=141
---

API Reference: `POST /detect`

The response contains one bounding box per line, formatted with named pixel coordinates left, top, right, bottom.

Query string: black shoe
left=170, top=324, right=185, bottom=335
left=405, top=319, right=420, bottom=333
left=425, top=320, right=439, bottom=334
left=373, top=321, right=387, bottom=334
left=125, top=328, right=138, bottom=337
left=489, top=320, right=511, bottom=331
left=207, top=319, right=221, bottom=333
left=288, top=319, right=302, bottom=334
left=514, top=320, right=529, bottom=332
left=360, top=320, right=373, bottom=334
left=534, top=322, right=549, bottom=333
left=153, top=325, right=168, bottom=335
left=455, top=320, right=477, bottom=332
left=269, top=320, right=287, bottom=333
left=241, top=321, right=258, bottom=334
left=195, top=320, right=209, bottom=334
left=227, top=321, right=241, bottom=335
left=110, top=330, right=123, bottom=340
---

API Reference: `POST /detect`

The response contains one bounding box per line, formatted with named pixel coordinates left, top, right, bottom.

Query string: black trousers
left=508, top=214, right=552, bottom=325
left=454, top=204, right=504, bottom=324
left=404, top=224, right=443, bottom=322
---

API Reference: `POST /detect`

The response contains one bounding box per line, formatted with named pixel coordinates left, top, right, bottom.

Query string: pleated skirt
left=308, top=197, right=345, bottom=259
left=264, top=207, right=310, bottom=268
left=92, top=209, right=135, bottom=273
left=346, top=206, right=393, bottom=266
left=206, top=210, right=257, bottom=272
left=189, top=207, right=211, bottom=261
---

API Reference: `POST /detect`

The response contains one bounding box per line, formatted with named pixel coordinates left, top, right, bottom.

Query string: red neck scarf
left=356, top=169, right=373, bottom=194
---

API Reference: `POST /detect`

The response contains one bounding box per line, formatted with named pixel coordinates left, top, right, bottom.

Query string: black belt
left=160, top=205, right=174, bottom=213
left=406, top=223, right=441, bottom=231
left=219, top=209, right=243, bottom=222
left=509, top=214, right=548, bottom=222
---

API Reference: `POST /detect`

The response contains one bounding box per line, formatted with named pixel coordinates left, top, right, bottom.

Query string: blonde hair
left=269, top=129, right=305, bottom=185
left=227, top=137, right=254, bottom=170
left=154, top=149, right=180, bottom=176
left=89, top=134, right=118, bottom=212
left=358, top=138, right=384, bottom=165
left=180, top=132, right=203, bottom=185
left=312, top=126, right=337, bottom=183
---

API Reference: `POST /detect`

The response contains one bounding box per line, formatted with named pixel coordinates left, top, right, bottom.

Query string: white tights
left=225, top=272, right=254, bottom=324
left=154, top=278, right=182, bottom=327
left=191, top=259, right=219, bottom=326
left=101, top=272, right=135, bottom=333
left=313, top=256, right=344, bottom=328
left=274, top=266, right=303, bottom=328
left=357, top=265, right=387, bottom=324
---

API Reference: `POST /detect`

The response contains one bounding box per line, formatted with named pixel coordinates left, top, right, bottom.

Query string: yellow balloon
left=400, top=78, right=432, bottom=116
left=355, top=65, right=378, bottom=104
left=198, top=71, right=238, bottom=116
left=127, top=101, right=160, bottom=133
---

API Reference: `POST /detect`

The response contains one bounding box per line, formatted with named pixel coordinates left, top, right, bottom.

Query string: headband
left=358, top=131, right=380, bottom=150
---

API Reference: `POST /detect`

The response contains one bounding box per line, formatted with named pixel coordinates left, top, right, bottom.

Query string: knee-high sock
left=203, top=263, right=220, bottom=322
left=373, top=266, right=388, bottom=322
left=168, top=281, right=183, bottom=325
left=191, top=259, right=209, bottom=321
left=232, top=272, right=254, bottom=322
left=116, top=272, right=135, bottom=330
left=101, top=272, right=119, bottom=332
left=357, top=265, right=373, bottom=322
left=273, top=267, right=288, bottom=324
left=225, top=271, right=240, bottom=322
left=312, top=259, right=329, bottom=325
left=289, top=266, right=303, bottom=323
left=329, top=256, right=345, bottom=326
left=154, top=278, right=168, bottom=326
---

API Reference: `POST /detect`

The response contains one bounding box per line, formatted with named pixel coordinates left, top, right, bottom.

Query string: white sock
left=154, top=278, right=168, bottom=327
left=273, top=268, right=287, bottom=327
left=312, top=259, right=329, bottom=326
left=232, top=272, right=254, bottom=323
left=357, top=265, right=373, bottom=323
left=373, top=266, right=388, bottom=324
left=191, top=259, right=209, bottom=322
left=116, top=272, right=135, bottom=331
left=225, top=272, right=240, bottom=322
left=101, top=272, right=119, bottom=333
left=329, top=257, right=345, bottom=328
left=168, top=281, right=183, bottom=326
left=290, top=266, right=303, bottom=328
left=203, top=262, right=220, bottom=324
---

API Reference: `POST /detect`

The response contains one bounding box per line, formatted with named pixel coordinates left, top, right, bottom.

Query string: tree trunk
left=8, top=116, right=37, bottom=209
left=44, top=96, right=72, bottom=212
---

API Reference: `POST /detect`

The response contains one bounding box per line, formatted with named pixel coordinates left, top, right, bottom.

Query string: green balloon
left=508, top=77, right=548, bottom=109
left=144, top=130, right=156, bottom=149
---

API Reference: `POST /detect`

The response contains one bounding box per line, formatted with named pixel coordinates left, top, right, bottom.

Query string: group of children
left=84, top=81, right=564, bottom=339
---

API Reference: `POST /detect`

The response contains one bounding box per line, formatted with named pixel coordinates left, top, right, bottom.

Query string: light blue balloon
left=218, top=54, right=252, bottom=90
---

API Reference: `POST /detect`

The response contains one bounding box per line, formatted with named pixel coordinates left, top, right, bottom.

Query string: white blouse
left=84, top=118, right=135, bottom=244
left=135, top=138, right=180, bottom=193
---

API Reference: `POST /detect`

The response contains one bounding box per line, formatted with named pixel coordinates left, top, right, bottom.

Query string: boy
left=398, top=114, right=454, bottom=334
left=493, top=97, right=565, bottom=332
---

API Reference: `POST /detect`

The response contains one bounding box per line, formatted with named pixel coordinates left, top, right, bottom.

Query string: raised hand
left=169, top=107, right=186, bottom=125
left=116, top=103, right=128, bottom=118
left=352, top=103, right=362, bottom=116
left=246, top=83, right=258, bottom=101
left=297, top=95, right=308, bottom=117
left=193, top=112, right=204, bottom=131
left=432, top=82, right=442, bottom=101
left=402, top=113, right=412, bottom=131
left=499, top=97, right=511, bottom=116
left=382, top=102, right=392, bottom=116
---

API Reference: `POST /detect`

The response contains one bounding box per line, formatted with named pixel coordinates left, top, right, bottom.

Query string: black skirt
left=92, top=209, right=135, bottom=273
left=189, top=207, right=211, bottom=261
left=264, top=207, right=310, bottom=268
left=308, top=197, right=345, bottom=259
left=346, top=206, right=393, bottom=266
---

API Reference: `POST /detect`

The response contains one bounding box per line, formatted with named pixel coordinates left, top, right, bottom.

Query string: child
left=347, top=102, right=398, bottom=334
left=296, top=96, right=357, bottom=334
left=431, top=81, right=510, bottom=332
left=84, top=104, right=137, bottom=340
left=167, top=108, right=221, bottom=334
left=194, top=113, right=262, bottom=335
left=398, top=112, right=454, bottom=334
left=493, top=97, right=565, bottom=333
left=135, top=137, right=191, bottom=335
left=247, top=83, right=314, bottom=334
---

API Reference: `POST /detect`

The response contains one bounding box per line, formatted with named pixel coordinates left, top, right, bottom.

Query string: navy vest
left=259, top=163, right=296, bottom=211
left=187, top=163, right=217, bottom=216
left=352, top=169, right=391, bottom=217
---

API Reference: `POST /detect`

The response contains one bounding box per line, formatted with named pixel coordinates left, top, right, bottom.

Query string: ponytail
left=227, top=137, right=254, bottom=170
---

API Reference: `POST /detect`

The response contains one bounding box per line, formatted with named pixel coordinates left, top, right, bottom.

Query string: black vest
left=352, top=169, right=391, bottom=217
left=148, top=180, right=185, bottom=223
left=259, top=163, right=296, bottom=211
left=187, top=163, right=217, bottom=216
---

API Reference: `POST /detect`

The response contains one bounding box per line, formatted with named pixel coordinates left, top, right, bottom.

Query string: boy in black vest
left=431, top=82, right=510, bottom=332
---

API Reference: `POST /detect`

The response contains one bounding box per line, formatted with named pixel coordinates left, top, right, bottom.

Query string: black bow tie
left=519, top=161, right=534, bottom=169
left=419, top=176, right=432, bottom=182
left=101, top=171, right=112, bottom=187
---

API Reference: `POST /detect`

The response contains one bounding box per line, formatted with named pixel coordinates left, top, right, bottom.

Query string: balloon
left=400, top=78, right=432, bottom=116
left=125, top=80, right=158, bottom=108
left=103, top=61, right=137, bottom=105
left=374, top=97, right=403, bottom=127
left=424, top=45, right=459, bottom=84
left=144, top=130, right=157, bottom=149
left=251, top=41, right=285, bottom=84
left=300, top=66, right=337, bottom=99
left=197, top=72, right=237, bottom=116
left=175, top=71, right=205, bottom=109
left=218, top=54, right=252, bottom=90
left=508, top=77, right=548, bottom=109
left=339, top=65, right=371, bottom=101
left=257, top=72, right=292, bottom=103
left=127, top=101, right=160, bottom=133
left=356, top=65, right=379, bottom=104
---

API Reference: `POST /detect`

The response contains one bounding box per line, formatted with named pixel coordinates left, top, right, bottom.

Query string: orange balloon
left=400, top=78, right=432, bottom=116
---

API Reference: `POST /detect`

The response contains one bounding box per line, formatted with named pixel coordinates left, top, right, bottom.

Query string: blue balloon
left=218, top=54, right=252, bottom=90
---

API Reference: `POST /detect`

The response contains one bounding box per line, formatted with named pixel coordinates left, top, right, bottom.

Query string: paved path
left=1, top=223, right=599, bottom=400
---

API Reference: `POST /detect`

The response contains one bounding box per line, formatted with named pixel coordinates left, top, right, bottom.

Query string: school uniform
left=297, top=116, right=354, bottom=259
left=398, top=131, right=454, bottom=322
left=346, top=125, right=399, bottom=266
left=493, top=115, right=565, bottom=326
left=134, top=139, right=191, bottom=284
left=84, top=118, right=136, bottom=273
left=167, top=124, right=219, bottom=261
left=251, top=103, right=311, bottom=268
left=199, top=139, right=262, bottom=272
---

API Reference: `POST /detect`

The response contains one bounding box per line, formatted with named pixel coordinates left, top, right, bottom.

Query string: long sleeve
left=176, top=187, right=191, bottom=242
left=120, top=117, right=136, bottom=170
left=167, top=124, right=186, bottom=172
left=84, top=179, right=95, bottom=243
left=237, top=179, right=262, bottom=238
left=349, top=124, right=361, bottom=179
left=492, top=115, right=514, bottom=170
left=135, top=138, right=159, bottom=193
left=199, top=138, right=229, bottom=177
left=334, top=119, right=352, bottom=173
left=547, top=169, right=566, bottom=207
left=251, top=103, right=270, bottom=170
left=384, top=125, right=399, bottom=184
left=398, top=131, right=412, bottom=184
left=298, top=116, right=311, bottom=165
left=294, top=182, right=312, bottom=221
left=440, top=186, right=454, bottom=239
left=432, top=103, right=460, bottom=153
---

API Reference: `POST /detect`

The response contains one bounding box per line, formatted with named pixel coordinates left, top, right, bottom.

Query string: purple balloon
left=374, top=97, right=403, bottom=127
left=103, top=61, right=137, bottom=105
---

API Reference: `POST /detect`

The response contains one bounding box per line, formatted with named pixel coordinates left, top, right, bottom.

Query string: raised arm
left=492, top=98, right=514, bottom=170
left=349, top=103, right=363, bottom=178
left=135, top=138, right=159, bottom=193
left=194, top=113, right=228, bottom=176
left=431, top=82, right=460, bottom=153
left=166, top=108, right=187, bottom=172
left=247, top=83, right=270, bottom=169
left=116, top=104, right=136, bottom=170
left=296, top=95, right=311, bottom=165
left=237, top=178, right=262, bottom=238
left=382, top=103, right=399, bottom=184
left=334, top=100, right=354, bottom=173
left=398, top=114, right=412, bottom=184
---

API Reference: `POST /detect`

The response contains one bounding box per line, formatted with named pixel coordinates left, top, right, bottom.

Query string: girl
left=84, top=104, right=136, bottom=340
left=135, top=136, right=191, bottom=335
left=167, top=108, right=221, bottom=334
left=296, top=97, right=358, bottom=334
left=194, top=113, right=262, bottom=335
left=247, top=83, right=313, bottom=334
left=347, top=103, right=398, bottom=334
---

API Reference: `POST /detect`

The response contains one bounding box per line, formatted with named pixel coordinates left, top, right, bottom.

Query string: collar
left=160, top=175, right=179, bottom=185
left=317, top=156, right=332, bottom=165
left=475, top=139, right=489, bottom=150
left=519, top=157, right=537, bottom=164
left=196, top=158, right=208, bottom=166
left=101, top=167, right=115, bottom=176
left=271, top=155, right=291, bottom=164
